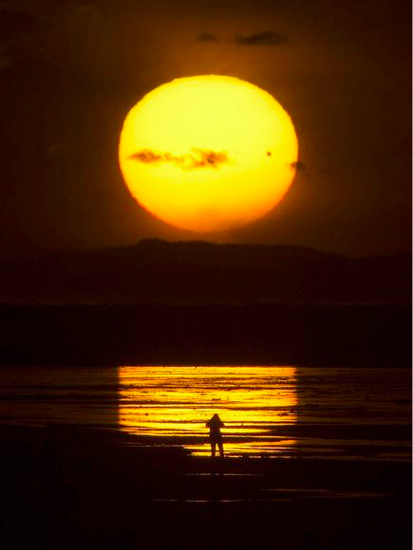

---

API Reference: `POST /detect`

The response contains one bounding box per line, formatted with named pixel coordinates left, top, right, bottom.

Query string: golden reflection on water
left=118, top=366, right=297, bottom=457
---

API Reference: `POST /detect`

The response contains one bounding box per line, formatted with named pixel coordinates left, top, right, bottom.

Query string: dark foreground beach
left=2, top=425, right=411, bottom=550
left=0, top=365, right=411, bottom=549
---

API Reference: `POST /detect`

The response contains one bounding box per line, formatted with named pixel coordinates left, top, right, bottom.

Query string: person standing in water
left=206, top=413, right=225, bottom=458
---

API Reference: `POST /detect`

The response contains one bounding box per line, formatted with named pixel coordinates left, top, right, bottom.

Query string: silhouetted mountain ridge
left=0, top=240, right=410, bottom=304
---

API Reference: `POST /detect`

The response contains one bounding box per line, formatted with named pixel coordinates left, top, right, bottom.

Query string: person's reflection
left=206, top=413, right=225, bottom=458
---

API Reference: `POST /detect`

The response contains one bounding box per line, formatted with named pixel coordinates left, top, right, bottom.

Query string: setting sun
left=119, top=75, right=298, bottom=232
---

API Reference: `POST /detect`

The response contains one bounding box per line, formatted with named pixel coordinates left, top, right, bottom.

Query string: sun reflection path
left=118, top=366, right=297, bottom=457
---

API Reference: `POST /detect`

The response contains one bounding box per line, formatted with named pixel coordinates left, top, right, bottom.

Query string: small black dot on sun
left=267, top=151, right=272, bottom=156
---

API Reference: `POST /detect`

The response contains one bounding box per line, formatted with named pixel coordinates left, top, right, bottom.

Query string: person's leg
left=211, top=440, right=216, bottom=458
left=218, top=440, right=224, bottom=458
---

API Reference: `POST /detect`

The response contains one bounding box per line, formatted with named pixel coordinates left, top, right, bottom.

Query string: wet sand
left=0, top=365, right=411, bottom=549
left=1, top=424, right=411, bottom=549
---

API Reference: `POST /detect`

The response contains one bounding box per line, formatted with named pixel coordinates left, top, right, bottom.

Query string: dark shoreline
left=1, top=303, right=410, bottom=367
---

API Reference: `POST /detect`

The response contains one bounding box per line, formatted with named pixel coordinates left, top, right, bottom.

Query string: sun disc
left=119, top=75, right=298, bottom=232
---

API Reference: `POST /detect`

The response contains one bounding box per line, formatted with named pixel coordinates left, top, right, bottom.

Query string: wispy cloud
left=127, top=148, right=231, bottom=170
left=290, top=161, right=305, bottom=171
left=235, top=31, right=287, bottom=46
left=197, top=32, right=219, bottom=43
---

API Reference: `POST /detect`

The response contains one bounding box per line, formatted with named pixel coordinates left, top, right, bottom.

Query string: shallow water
left=0, top=365, right=410, bottom=460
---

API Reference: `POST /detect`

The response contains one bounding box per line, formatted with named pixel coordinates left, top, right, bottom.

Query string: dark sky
left=0, top=0, right=411, bottom=257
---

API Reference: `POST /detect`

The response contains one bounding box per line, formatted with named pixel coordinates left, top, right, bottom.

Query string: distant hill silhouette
left=0, top=240, right=410, bottom=304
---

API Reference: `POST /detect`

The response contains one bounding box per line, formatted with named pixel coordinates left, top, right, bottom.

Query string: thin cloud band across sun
left=127, top=148, right=232, bottom=170
left=119, top=75, right=298, bottom=232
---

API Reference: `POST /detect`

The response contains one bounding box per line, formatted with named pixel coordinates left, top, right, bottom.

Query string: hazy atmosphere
left=1, top=3, right=411, bottom=549
left=1, top=0, right=411, bottom=257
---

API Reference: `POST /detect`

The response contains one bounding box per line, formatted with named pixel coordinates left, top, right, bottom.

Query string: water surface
left=0, top=365, right=410, bottom=460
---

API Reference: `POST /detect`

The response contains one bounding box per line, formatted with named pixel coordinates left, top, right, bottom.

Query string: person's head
left=212, top=413, right=220, bottom=420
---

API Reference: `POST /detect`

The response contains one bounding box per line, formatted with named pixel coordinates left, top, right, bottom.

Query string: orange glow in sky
left=119, top=75, right=298, bottom=232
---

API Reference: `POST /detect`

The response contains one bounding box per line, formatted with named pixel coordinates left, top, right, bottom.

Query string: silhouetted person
left=206, top=413, right=225, bottom=458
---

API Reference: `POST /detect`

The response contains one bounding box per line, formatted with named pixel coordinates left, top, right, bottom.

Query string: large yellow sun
left=119, top=75, right=298, bottom=232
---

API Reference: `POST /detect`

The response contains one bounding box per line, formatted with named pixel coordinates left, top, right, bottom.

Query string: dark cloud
left=235, top=31, right=287, bottom=46
left=290, top=161, right=305, bottom=171
left=198, top=32, right=219, bottom=43
left=128, top=148, right=231, bottom=170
